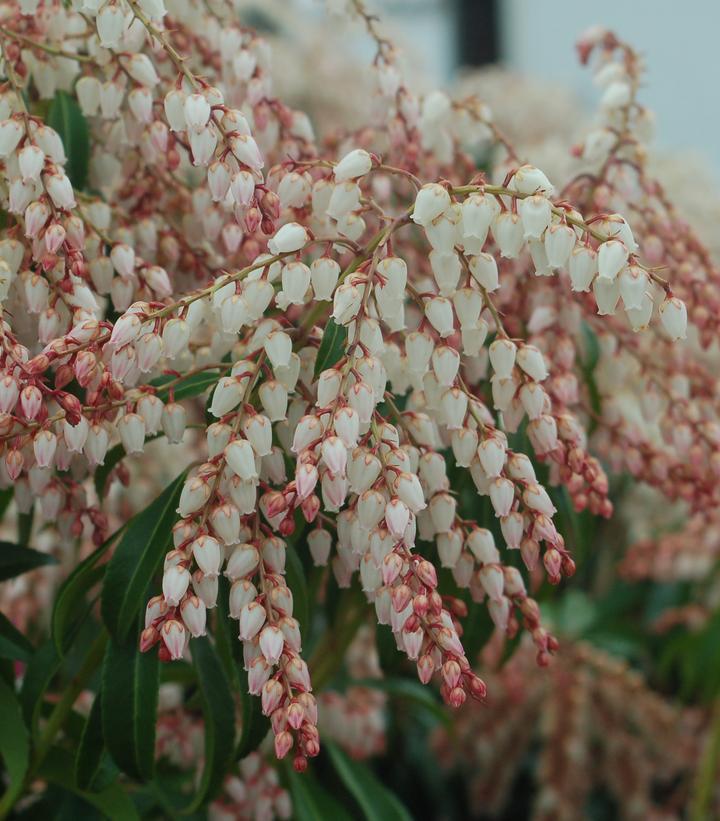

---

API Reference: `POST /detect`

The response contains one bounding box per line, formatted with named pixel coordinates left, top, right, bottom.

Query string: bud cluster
left=0, top=0, right=706, bottom=771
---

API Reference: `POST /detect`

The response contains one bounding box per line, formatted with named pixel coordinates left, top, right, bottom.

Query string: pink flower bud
left=384, top=498, right=410, bottom=539
left=209, top=376, right=244, bottom=418
left=84, top=423, right=110, bottom=467
left=225, top=543, right=260, bottom=581
left=118, top=412, right=146, bottom=455
left=191, top=534, right=222, bottom=578
left=162, top=402, right=186, bottom=444
left=225, top=439, right=258, bottom=481
left=259, top=625, right=285, bottom=665
left=229, top=579, right=257, bottom=618
left=248, top=657, right=272, bottom=695
left=239, top=601, right=266, bottom=641
left=162, top=564, right=191, bottom=606
left=229, top=134, right=264, bottom=171
left=161, top=620, right=186, bottom=660
left=262, top=678, right=284, bottom=715
left=177, top=476, right=211, bottom=517
left=180, top=595, right=207, bottom=637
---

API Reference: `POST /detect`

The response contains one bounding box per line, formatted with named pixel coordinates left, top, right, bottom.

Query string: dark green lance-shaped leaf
left=52, top=528, right=122, bottom=656
left=20, top=640, right=61, bottom=732
left=214, top=580, right=269, bottom=760
left=151, top=370, right=222, bottom=403
left=47, top=91, right=90, bottom=190
left=235, top=667, right=269, bottom=760
left=0, top=611, right=34, bottom=662
left=76, top=691, right=114, bottom=790
left=101, top=637, right=160, bottom=782
left=0, top=541, right=57, bottom=582
left=38, top=747, right=139, bottom=821
left=0, top=487, right=13, bottom=520
left=101, top=472, right=186, bottom=643
left=0, top=677, right=30, bottom=812
left=285, top=765, right=354, bottom=821
left=326, top=741, right=413, bottom=821
left=185, top=636, right=235, bottom=811
left=285, top=543, right=309, bottom=637
left=17, top=508, right=34, bottom=548
left=313, top=317, right=347, bottom=377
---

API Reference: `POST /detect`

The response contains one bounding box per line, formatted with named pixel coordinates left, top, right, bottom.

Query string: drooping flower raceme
left=0, top=0, right=701, bottom=775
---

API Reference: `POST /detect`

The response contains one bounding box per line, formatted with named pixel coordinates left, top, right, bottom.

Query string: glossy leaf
left=326, top=741, right=413, bottom=821
left=285, top=542, right=310, bottom=636
left=38, top=747, right=139, bottom=820
left=0, top=541, right=57, bottom=582
left=151, top=370, right=222, bottom=403
left=52, top=528, right=122, bottom=656
left=101, top=472, right=186, bottom=643
left=215, top=578, right=269, bottom=760
left=235, top=667, right=269, bottom=760
left=0, top=487, right=13, bottom=520
left=17, top=508, right=34, bottom=549
left=185, top=636, right=235, bottom=810
left=47, top=91, right=90, bottom=189
left=19, top=640, right=61, bottom=732
left=75, top=692, right=111, bottom=790
left=0, top=677, right=30, bottom=812
left=0, top=612, right=34, bottom=662
left=285, top=765, right=353, bottom=821
left=101, top=638, right=159, bottom=782
left=313, top=317, right=347, bottom=377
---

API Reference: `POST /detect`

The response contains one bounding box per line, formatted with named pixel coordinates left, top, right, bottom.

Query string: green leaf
left=235, top=667, right=269, bottom=760
left=101, top=637, right=159, bottom=782
left=17, top=508, right=34, bottom=548
left=47, top=90, right=90, bottom=190
left=101, top=472, right=186, bottom=643
left=76, top=691, right=112, bottom=790
left=185, top=636, right=236, bottom=811
left=38, top=747, right=140, bottom=821
left=0, top=612, right=34, bottom=662
left=151, top=370, right=222, bottom=403
left=0, top=487, right=14, bottom=520
left=351, top=677, right=449, bottom=725
left=285, top=765, right=354, bottom=821
left=326, top=741, right=412, bottom=821
left=313, top=318, right=347, bottom=377
left=214, top=580, right=269, bottom=760
left=52, top=529, right=122, bottom=656
left=20, top=640, right=61, bottom=732
left=285, top=542, right=309, bottom=637
left=0, top=541, right=57, bottom=581
left=0, top=677, right=30, bottom=812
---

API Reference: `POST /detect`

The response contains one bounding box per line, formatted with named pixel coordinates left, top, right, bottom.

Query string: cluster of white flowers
left=0, top=0, right=700, bottom=773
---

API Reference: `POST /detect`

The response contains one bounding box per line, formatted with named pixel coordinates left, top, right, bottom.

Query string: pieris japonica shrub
left=0, top=0, right=717, bottom=817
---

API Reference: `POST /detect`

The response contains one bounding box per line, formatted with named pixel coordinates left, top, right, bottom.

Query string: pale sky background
left=373, top=0, right=720, bottom=176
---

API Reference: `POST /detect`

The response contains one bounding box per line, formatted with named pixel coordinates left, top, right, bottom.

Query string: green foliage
left=184, top=636, right=236, bottom=810
left=47, top=91, right=90, bottom=190
left=75, top=691, right=113, bottom=791
left=313, top=317, right=347, bottom=376
left=326, top=742, right=413, bottom=821
left=101, top=472, right=186, bottom=643
left=0, top=541, right=57, bottom=581
left=0, top=678, right=30, bottom=813
left=101, top=637, right=160, bottom=782
left=284, top=764, right=354, bottom=821
left=0, top=612, right=34, bottom=662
